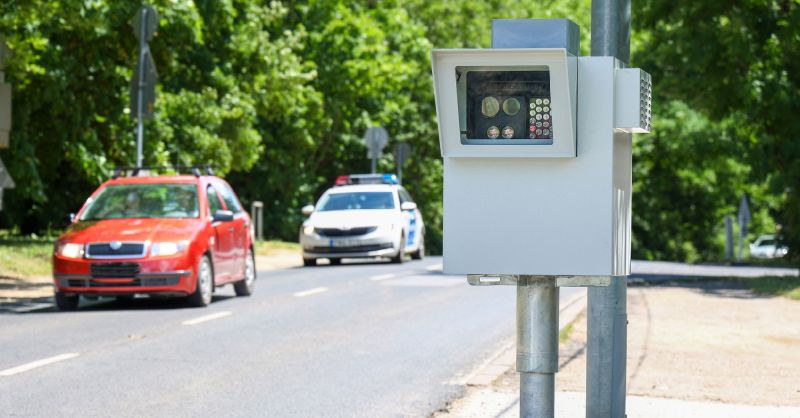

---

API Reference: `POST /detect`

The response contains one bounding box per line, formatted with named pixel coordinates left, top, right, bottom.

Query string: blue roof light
left=341, top=173, right=399, bottom=185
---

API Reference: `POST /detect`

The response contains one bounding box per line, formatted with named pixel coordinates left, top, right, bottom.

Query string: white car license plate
left=331, top=239, right=358, bottom=248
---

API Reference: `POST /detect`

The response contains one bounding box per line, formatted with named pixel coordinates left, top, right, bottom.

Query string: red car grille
left=90, top=262, right=140, bottom=278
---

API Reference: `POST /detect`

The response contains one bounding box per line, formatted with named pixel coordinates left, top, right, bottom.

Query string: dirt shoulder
left=556, top=282, right=800, bottom=406
left=438, top=280, right=800, bottom=416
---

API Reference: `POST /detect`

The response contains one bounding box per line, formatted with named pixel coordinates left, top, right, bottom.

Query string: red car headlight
left=57, top=242, right=85, bottom=259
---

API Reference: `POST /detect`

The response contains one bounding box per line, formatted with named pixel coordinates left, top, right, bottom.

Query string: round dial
left=481, top=97, right=500, bottom=118
left=503, top=98, right=521, bottom=116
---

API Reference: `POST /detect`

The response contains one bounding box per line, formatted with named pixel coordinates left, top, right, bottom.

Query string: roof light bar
left=334, top=174, right=399, bottom=186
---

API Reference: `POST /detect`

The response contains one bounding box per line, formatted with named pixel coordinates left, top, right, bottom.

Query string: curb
left=434, top=291, right=588, bottom=417
left=452, top=290, right=587, bottom=386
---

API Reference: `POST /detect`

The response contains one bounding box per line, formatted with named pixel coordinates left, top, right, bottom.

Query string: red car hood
left=60, top=218, right=203, bottom=244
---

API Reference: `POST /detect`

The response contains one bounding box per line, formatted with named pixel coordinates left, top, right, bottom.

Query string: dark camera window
left=463, top=70, right=553, bottom=144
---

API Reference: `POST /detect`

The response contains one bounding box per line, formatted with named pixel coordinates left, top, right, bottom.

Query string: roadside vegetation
left=740, top=277, right=800, bottom=302
left=254, top=240, right=300, bottom=257
left=0, top=1, right=798, bottom=264
left=559, top=321, right=576, bottom=345
left=0, top=232, right=54, bottom=278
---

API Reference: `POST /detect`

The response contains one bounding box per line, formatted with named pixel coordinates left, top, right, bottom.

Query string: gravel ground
left=557, top=282, right=800, bottom=406
left=437, top=280, right=800, bottom=417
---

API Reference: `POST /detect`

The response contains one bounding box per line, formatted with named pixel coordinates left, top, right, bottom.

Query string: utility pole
left=135, top=9, right=146, bottom=168
left=394, top=142, right=411, bottom=184
left=588, top=1, right=631, bottom=417
left=130, top=6, right=159, bottom=168
left=737, top=195, right=751, bottom=261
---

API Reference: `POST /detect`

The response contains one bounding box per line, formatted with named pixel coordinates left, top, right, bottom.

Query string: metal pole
left=517, top=276, right=559, bottom=418
left=725, top=215, right=734, bottom=261
left=589, top=1, right=630, bottom=417
left=398, top=163, right=403, bottom=185
left=737, top=220, right=744, bottom=261
left=251, top=201, right=264, bottom=241
left=371, top=155, right=376, bottom=174
left=136, top=8, right=147, bottom=168
left=591, top=0, right=631, bottom=65
left=257, top=203, right=263, bottom=241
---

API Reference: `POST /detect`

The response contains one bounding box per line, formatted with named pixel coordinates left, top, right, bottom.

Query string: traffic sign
left=364, top=126, right=389, bottom=173
left=738, top=194, right=751, bottom=227
left=737, top=194, right=751, bottom=261
left=0, top=156, right=14, bottom=211
left=364, top=127, right=389, bottom=158
left=0, top=35, right=11, bottom=70
left=0, top=157, right=13, bottom=189
left=132, top=6, right=159, bottom=42
left=129, top=49, right=157, bottom=119
left=0, top=81, right=11, bottom=148
left=394, top=142, right=411, bottom=167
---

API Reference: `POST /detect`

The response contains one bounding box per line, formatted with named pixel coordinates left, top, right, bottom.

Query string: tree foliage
left=633, top=0, right=799, bottom=260
left=0, top=0, right=795, bottom=262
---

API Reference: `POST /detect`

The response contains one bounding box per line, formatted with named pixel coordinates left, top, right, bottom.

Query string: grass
left=740, top=276, right=800, bottom=301
left=0, top=234, right=55, bottom=278
left=254, top=240, right=301, bottom=256
left=559, top=321, right=575, bottom=344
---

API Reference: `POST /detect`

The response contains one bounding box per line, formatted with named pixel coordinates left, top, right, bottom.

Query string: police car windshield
left=317, top=192, right=395, bottom=211
left=80, top=183, right=200, bottom=220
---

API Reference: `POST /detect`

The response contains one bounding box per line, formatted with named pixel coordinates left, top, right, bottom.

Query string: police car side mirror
left=301, top=205, right=315, bottom=216
left=401, top=202, right=417, bottom=211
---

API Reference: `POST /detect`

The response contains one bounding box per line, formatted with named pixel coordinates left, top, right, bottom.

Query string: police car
left=299, top=174, right=425, bottom=266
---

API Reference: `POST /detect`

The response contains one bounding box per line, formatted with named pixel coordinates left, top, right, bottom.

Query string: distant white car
left=749, top=234, right=788, bottom=259
left=299, top=174, right=425, bottom=266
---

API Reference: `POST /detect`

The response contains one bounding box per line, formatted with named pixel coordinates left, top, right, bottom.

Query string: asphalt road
left=0, top=257, right=583, bottom=417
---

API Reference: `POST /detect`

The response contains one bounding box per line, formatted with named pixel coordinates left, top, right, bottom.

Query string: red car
left=52, top=169, right=256, bottom=310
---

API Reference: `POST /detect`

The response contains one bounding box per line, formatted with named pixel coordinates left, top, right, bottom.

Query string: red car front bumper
left=53, top=254, right=196, bottom=296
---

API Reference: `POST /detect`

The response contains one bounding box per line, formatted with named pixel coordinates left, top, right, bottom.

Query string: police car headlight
left=376, top=223, right=397, bottom=234
left=303, top=224, right=315, bottom=235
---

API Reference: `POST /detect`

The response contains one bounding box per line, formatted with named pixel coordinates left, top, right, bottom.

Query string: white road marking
left=293, top=287, right=329, bottom=297
left=0, top=353, right=80, bottom=377
left=182, top=311, right=232, bottom=326
left=369, top=273, right=397, bottom=281
left=426, top=263, right=443, bottom=272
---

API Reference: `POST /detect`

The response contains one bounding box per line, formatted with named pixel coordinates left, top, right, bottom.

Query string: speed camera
left=432, top=49, right=577, bottom=158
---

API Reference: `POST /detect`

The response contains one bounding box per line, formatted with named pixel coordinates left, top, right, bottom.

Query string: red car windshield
left=80, top=183, right=200, bottom=220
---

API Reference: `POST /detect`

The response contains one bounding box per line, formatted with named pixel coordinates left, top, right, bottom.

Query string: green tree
left=0, top=0, right=310, bottom=232
left=633, top=0, right=800, bottom=260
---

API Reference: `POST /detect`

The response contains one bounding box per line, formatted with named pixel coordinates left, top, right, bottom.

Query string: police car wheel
left=303, top=258, right=317, bottom=267
left=391, top=234, right=406, bottom=264
left=411, top=234, right=425, bottom=260
left=329, top=258, right=342, bottom=265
